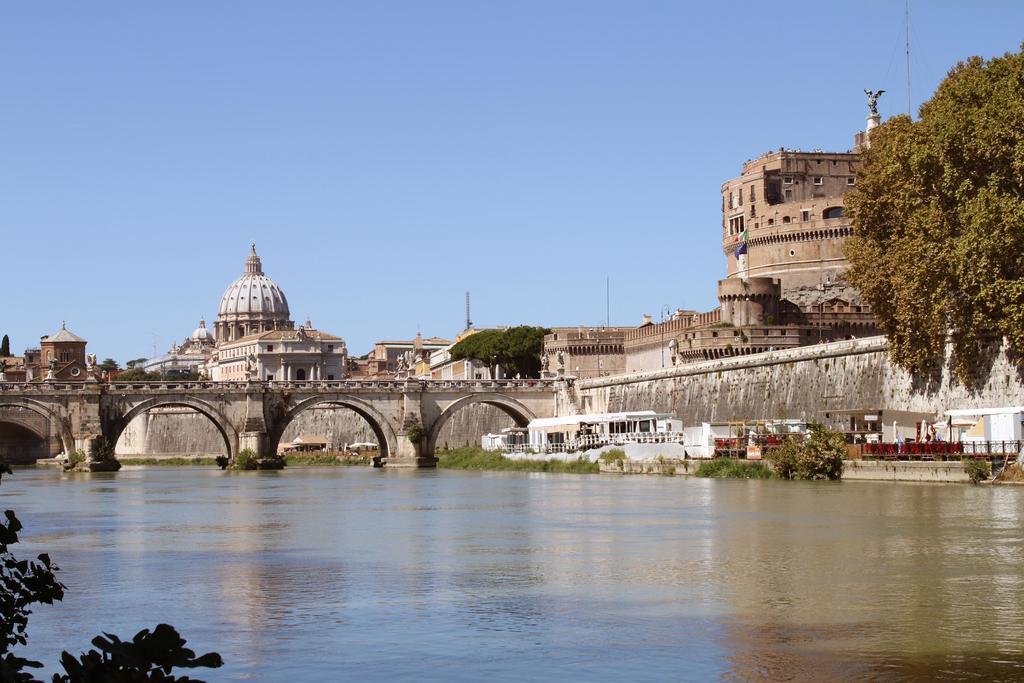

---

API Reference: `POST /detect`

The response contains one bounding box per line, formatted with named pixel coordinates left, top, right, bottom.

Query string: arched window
left=823, top=206, right=844, bottom=219
left=296, top=368, right=306, bottom=381
left=782, top=216, right=791, bottom=224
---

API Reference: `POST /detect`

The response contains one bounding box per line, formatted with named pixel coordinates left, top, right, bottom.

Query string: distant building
left=428, top=328, right=503, bottom=380
left=207, top=320, right=347, bottom=382
left=351, top=332, right=450, bottom=379
left=36, top=324, right=91, bottom=381
left=542, top=327, right=630, bottom=379
left=142, top=319, right=216, bottom=377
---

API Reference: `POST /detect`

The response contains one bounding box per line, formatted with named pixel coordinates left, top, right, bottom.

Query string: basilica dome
left=215, top=245, right=294, bottom=342
left=191, top=319, right=214, bottom=344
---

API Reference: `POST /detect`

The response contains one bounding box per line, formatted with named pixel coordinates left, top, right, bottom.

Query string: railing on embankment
left=851, top=441, right=1022, bottom=462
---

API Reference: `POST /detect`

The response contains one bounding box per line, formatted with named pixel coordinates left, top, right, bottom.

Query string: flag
left=734, top=242, right=747, bottom=258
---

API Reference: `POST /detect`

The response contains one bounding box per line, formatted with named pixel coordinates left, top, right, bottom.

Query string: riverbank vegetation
left=845, top=46, right=1024, bottom=383
left=119, top=456, right=220, bottom=466
left=0, top=465, right=223, bottom=680
left=285, top=453, right=372, bottom=467
left=437, top=446, right=598, bottom=474
left=964, top=457, right=991, bottom=484
left=766, top=423, right=845, bottom=480
left=695, top=459, right=773, bottom=479
left=695, top=423, right=845, bottom=480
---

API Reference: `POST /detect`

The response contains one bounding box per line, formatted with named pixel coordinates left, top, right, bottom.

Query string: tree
left=98, top=358, right=120, bottom=373
left=844, top=45, right=1024, bottom=382
left=448, top=326, right=549, bottom=378
left=0, top=335, right=10, bottom=357
left=125, top=358, right=148, bottom=370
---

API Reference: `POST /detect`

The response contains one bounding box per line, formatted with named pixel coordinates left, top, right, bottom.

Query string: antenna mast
left=905, top=0, right=912, bottom=117
left=465, top=291, right=472, bottom=330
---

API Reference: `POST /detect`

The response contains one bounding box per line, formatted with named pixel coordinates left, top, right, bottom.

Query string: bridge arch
left=0, top=397, right=73, bottom=456
left=426, top=393, right=536, bottom=455
left=109, top=396, right=238, bottom=459
left=269, top=394, right=399, bottom=460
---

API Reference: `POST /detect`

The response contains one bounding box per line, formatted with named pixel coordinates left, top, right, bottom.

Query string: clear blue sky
left=2, top=2, right=1022, bottom=361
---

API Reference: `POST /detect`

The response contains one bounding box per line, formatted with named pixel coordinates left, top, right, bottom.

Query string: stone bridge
left=0, top=378, right=563, bottom=468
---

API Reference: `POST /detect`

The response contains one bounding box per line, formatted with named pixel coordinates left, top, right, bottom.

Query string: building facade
left=209, top=322, right=347, bottom=382
left=142, top=319, right=216, bottom=377
left=37, top=325, right=91, bottom=381
left=542, top=327, right=630, bottom=379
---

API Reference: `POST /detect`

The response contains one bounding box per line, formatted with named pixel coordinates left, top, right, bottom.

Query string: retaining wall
left=571, top=336, right=1024, bottom=427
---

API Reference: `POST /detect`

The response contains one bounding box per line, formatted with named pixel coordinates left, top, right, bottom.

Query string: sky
left=2, top=2, right=1023, bottom=362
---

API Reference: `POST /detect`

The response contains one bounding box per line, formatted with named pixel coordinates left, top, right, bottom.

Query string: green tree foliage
left=845, top=46, right=1024, bottom=382
left=448, top=326, right=550, bottom=378
left=0, top=467, right=221, bottom=682
left=766, top=423, right=845, bottom=480
left=125, top=358, right=148, bottom=370
left=98, top=358, right=120, bottom=372
left=0, top=335, right=10, bottom=357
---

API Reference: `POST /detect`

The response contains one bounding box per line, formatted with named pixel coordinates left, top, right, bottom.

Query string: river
left=5, top=466, right=1024, bottom=681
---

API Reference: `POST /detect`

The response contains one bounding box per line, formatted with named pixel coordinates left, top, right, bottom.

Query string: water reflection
left=7, top=467, right=1024, bottom=680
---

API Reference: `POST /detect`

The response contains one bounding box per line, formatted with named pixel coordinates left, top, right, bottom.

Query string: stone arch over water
left=425, top=393, right=536, bottom=456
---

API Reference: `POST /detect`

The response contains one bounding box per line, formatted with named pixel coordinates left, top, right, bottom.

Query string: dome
left=191, top=319, right=214, bottom=343
left=217, top=245, right=291, bottom=319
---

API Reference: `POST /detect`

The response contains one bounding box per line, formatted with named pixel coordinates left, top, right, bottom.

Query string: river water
left=5, top=466, right=1024, bottom=681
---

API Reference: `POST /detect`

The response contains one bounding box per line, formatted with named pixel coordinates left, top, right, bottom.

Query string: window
left=767, top=218, right=774, bottom=226
left=327, top=374, right=335, bottom=380
left=784, top=189, right=793, bottom=200
left=783, top=176, right=793, bottom=184
left=847, top=177, right=856, bottom=186
left=327, top=345, right=334, bottom=352
left=783, top=216, right=791, bottom=224
left=749, top=185, right=756, bottom=202
left=823, top=206, right=844, bottom=219
left=789, top=249, right=796, bottom=256
left=266, top=374, right=274, bottom=381
left=266, top=345, right=274, bottom=352
left=296, top=368, right=306, bottom=381
left=813, top=176, right=824, bottom=185
left=801, top=210, right=810, bottom=221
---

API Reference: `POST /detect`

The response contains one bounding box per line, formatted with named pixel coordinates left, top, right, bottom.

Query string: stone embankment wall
left=571, top=336, right=1024, bottom=425
left=842, top=460, right=979, bottom=483
left=116, top=404, right=514, bottom=456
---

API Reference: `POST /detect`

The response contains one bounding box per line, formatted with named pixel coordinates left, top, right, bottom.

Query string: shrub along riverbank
left=437, top=446, right=598, bottom=474
left=694, top=459, right=774, bottom=479
left=694, top=423, right=846, bottom=481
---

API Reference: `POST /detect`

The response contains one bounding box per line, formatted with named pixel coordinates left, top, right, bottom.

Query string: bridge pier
left=72, top=434, right=122, bottom=472
left=237, top=430, right=285, bottom=469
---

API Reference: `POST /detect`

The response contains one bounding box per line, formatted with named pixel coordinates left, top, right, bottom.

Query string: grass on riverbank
left=117, top=452, right=372, bottom=467
left=118, top=456, right=220, bottom=467
left=694, top=458, right=774, bottom=479
left=437, top=446, right=598, bottom=474
left=285, top=453, right=371, bottom=467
